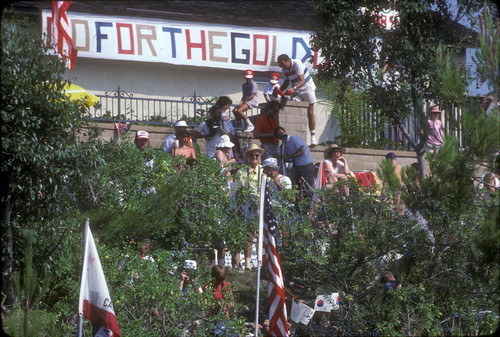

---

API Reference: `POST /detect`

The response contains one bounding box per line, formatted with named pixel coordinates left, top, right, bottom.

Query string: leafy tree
left=1, top=14, right=102, bottom=312
left=318, top=78, right=396, bottom=149
left=311, top=0, right=487, bottom=176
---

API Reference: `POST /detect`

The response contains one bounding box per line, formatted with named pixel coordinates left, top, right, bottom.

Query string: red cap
left=244, top=69, right=254, bottom=78
left=270, top=72, right=280, bottom=84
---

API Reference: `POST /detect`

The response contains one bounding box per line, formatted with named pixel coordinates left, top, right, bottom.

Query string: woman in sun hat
left=426, top=105, right=444, bottom=152
left=323, top=144, right=351, bottom=194
left=214, top=135, right=236, bottom=172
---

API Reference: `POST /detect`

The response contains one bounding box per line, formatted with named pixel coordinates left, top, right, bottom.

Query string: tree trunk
left=1, top=173, right=18, bottom=312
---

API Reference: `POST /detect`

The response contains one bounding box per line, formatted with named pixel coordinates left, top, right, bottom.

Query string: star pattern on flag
left=264, top=187, right=278, bottom=235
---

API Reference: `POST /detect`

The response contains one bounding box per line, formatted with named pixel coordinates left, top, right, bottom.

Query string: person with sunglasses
left=232, top=144, right=265, bottom=271
left=323, top=144, right=350, bottom=183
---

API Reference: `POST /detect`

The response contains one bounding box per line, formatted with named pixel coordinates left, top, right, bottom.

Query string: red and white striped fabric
left=315, top=160, right=328, bottom=189
left=79, top=223, right=121, bottom=337
left=262, top=183, right=289, bottom=337
left=51, top=1, right=77, bottom=70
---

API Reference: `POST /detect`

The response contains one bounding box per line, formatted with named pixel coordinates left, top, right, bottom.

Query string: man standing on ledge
left=277, top=54, right=318, bottom=147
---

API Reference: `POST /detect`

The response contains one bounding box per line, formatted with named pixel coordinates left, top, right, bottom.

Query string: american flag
left=51, top=1, right=77, bottom=70
left=262, top=183, right=289, bottom=336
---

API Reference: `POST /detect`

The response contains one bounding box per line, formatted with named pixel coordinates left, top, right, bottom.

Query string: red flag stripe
left=263, top=183, right=289, bottom=337
left=51, top=1, right=77, bottom=70
left=82, top=300, right=121, bottom=335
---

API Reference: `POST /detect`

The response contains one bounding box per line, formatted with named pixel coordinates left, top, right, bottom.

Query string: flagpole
left=254, top=174, right=267, bottom=337
left=77, top=218, right=89, bottom=337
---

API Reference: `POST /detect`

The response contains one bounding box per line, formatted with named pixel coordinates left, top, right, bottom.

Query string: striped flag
left=262, top=183, right=289, bottom=337
left=51, top=1, right=77, bottom=70
left=79, top=223, right=121, bottom=337
left=315, top=160, right=327, bottom=189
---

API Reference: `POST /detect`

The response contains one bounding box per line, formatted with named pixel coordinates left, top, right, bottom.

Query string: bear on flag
left=79, top=222, right=121, bottom=336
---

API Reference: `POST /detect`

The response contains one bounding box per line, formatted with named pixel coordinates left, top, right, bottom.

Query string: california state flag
left=79, top=223, right=121, bottom=336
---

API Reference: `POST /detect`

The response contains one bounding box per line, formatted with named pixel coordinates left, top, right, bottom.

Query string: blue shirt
left=282, top=135, right=313, bottom=167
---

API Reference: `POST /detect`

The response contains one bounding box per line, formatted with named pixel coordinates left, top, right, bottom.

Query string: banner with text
left=42, top=10, right=321, bottom=72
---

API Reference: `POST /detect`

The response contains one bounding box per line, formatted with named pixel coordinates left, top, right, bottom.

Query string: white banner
left=42, top=10, right=322, bottom=72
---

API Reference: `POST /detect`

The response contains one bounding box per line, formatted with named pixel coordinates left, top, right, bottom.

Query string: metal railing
left=84, top=87, right=474, bottom=149
left=84, top=87, right=259, bottom=128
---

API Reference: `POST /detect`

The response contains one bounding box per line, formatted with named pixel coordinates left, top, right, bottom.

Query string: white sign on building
left=42, top=10, right=323, bottom=72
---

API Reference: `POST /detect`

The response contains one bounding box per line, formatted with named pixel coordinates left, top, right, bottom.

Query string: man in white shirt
left=278, top=53, right=318, bottom=147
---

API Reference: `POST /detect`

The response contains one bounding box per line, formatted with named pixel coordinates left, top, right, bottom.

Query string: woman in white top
left=323, top=144, right=350, bottom=195
left=323, top=144, right=350, bottom=183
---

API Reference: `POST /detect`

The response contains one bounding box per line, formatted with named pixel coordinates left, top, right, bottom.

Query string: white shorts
left=244, top=98, right=259, bottom=109
left=292, top=90, right=317, bottom=104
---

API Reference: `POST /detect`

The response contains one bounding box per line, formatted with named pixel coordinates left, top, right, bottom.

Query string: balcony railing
left=83, top=87, right=476, bottom=150
left=83, top=87, right=259, bottom=129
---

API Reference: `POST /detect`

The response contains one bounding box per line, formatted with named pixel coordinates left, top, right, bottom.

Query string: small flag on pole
left=51, top=1, right=77, bottom=70
left=314, top=293, right=340, bottom=312
left=291, top=301, right=315, bottom=325
left=79, top=222, right=121, bottom=336
left=262, top=183, right=289, bottom=336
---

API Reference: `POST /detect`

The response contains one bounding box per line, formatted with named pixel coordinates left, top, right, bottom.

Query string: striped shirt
left=282, top=59, right=316, bottom=94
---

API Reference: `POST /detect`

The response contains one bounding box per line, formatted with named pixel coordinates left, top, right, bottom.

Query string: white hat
left=262, top=157, right=278, bottom=168
left=135, top=130, right=149, bottom=139
left=184, top=260, right=197, bottom=270
left=174, top=120, right=188, bottom=127
left=216, top=135, right=234, bottom=148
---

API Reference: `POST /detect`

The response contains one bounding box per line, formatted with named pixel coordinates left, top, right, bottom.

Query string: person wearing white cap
left=262, top=157, right=292, bottom=196
left=233, top=69, right=258, bottom=133
left=134, top=130, right=150, bottom=152
left=162, top=120, right=189, bottom=153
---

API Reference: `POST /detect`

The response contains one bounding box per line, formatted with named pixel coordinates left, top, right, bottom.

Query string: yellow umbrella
left=62, top=83, right=99, bottom=106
